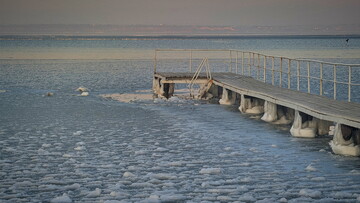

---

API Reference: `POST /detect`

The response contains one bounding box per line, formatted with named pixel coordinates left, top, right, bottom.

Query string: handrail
left=154, top=49, right=360, bottom=102
left=188, top=57, right=212, bottom=97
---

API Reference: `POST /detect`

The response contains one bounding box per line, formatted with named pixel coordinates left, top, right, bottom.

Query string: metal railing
left=154, top=49, right=360, bottom=102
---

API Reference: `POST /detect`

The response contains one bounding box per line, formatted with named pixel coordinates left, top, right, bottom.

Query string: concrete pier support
left=273, top=106, right=295, bottom=125
left=152, top=77, right=174, bottom=99
left=166, top=83, right=175, bottom=98
left=219, top=88, right=237, bottom=105
left=152, top=77, right=162, bottom=98
left=290, top=110, right=318, bottom=138
left=329, top=123, right=360, bottom=156
left=261, top=101, right=294, bottom=124
left=261, top=101, right=278, bottom=122
left=239, top=95, right=264, bottom=114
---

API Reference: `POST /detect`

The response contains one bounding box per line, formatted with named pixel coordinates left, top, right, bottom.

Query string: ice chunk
left=332, top=191, right=353, bottom=199
left=62, top=154, right=72, bottom=158
left=123, top=172, right=135, bottom=178
left=238, top=193, right=256, bottom=202
left=151, top=173, right=176, bottom=180
left=299, top=189, right=322, bottom=198
left=311, top=177, right=325, bottom=181
left=135, top=150, right=148, bottom=155
left=256, top=198, right=276, bottom=203
left=217, top=196, right=232, bottom=201
left=305, top=164, right=317, bottom=172
left=140, top=195, right=161, bottom=203
left=86, top=188, right=101, bottom=197
left=104, top=200, right=126, bottom=203
left=38, top=148, right=50, bottom=155
left=73, top=131, right=83, bottom=136
left=74, top=146, right=85, bottom=151
left=42, top=143, right=52, bottom=148
left=199, top=168, right=222, bottom=175
left=109, top=191, right=130, bottom=198
left=279, top=197, right=288, bottom=202
left=131, top=182, right=153, bottom=188
left=154, top=147, right=168, bottom=152
left=80, top=92, right=89, bottom=96
left=168, top=161, right=184, bottom=167
left=50, top=193, right=72, bottom=203
left=76, top=87, right=88, bottom=92
left=64, top=183, right=81, bottom=190
left=160, top=194, right=186, bottom=202
left=240, top=177, right=252, bottom=182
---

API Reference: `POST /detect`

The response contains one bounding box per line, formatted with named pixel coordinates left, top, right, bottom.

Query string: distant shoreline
left=1, top=34, right=360, bottom=40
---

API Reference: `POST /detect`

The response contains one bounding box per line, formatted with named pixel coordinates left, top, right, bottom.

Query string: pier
left=152, top=49, right=360, bottom=156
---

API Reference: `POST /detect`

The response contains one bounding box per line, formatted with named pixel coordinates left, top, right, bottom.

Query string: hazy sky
left=1, top=0, right=360, bottom=26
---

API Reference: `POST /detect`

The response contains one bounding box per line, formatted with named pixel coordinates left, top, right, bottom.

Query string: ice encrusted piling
left=239, top=94, right=264, bottom=114
left=219, top=88, right=237, bottom=105
left=329, top=123, right=360, bottom=156
left=261, top=101, right=278, bottom=122
left=261, top=101, right=294, bottom=124
left=290, top=110, right=318, bottom=138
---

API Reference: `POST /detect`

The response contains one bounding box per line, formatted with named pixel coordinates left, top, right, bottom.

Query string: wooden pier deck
left=154, top=72, right=360, bottom=129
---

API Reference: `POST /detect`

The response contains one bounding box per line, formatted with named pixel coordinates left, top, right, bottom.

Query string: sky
left=1, top=0, right=360, bottom=26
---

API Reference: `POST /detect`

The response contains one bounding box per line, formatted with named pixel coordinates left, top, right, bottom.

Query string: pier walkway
left=153, top=49, right=360, bottom=156
left=155, top=72, right=360, bottom=129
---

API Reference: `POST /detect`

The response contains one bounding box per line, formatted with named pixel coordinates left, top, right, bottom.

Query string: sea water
left=1, top=36, right=360, bottom=202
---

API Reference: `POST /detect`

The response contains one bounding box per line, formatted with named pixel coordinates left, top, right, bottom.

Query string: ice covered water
left=1, top=37, right=360, bottom=202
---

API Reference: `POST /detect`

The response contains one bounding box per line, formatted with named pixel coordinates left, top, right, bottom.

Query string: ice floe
left=50, top=193, right=72, bottom=203
left=299, top=189, right=322, bottom=198
left=123, top=172, right=135, bottom=178
left=305, top=164, right=317, bottom=172
left=86, top=188, right=101, bottom=197
left=72, top=131, right=83, bottom=136
left=199, top=168, right=222, bottom=175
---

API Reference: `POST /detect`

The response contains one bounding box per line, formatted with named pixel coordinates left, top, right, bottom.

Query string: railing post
left=333, top=65, right=337, bottom=100
left=248, top=52, right=251, bottom=76
left=307, top=62, right=310, bottom=93
left=256, top=54, right=259, bottom=79
left=279, top=57, right=283, bottom=87
left=348, top=66, right=352, bottom=102
left=263, top=55, right=266, bottom=82
left=320, top=63, right=323, bottom=96
left=236, top=51, right=238, bottom=74
left=241, top=52, right=244, bottom=75
left=154, top=50, right=157, bottom=73
left=189, top=50, right=192, bottom=72
left=288, top=59, right=291, bottom=89
left=272, top=57, right=275, bottom=85
left=252, top=52, right=255, bottom=66
left=229, top=50, right=232, bottom=72
left=297, top=61, right=300, bottom=91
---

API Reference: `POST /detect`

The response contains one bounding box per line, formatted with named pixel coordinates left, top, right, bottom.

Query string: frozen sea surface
left=1, top=59, right=360, bottom=202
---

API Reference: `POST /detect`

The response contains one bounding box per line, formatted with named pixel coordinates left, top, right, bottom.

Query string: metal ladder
left=189, top=57, right=212, bottom=98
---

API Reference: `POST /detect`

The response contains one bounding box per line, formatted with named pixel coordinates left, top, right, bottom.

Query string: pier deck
left=155, top=72, right=360, bottom=129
